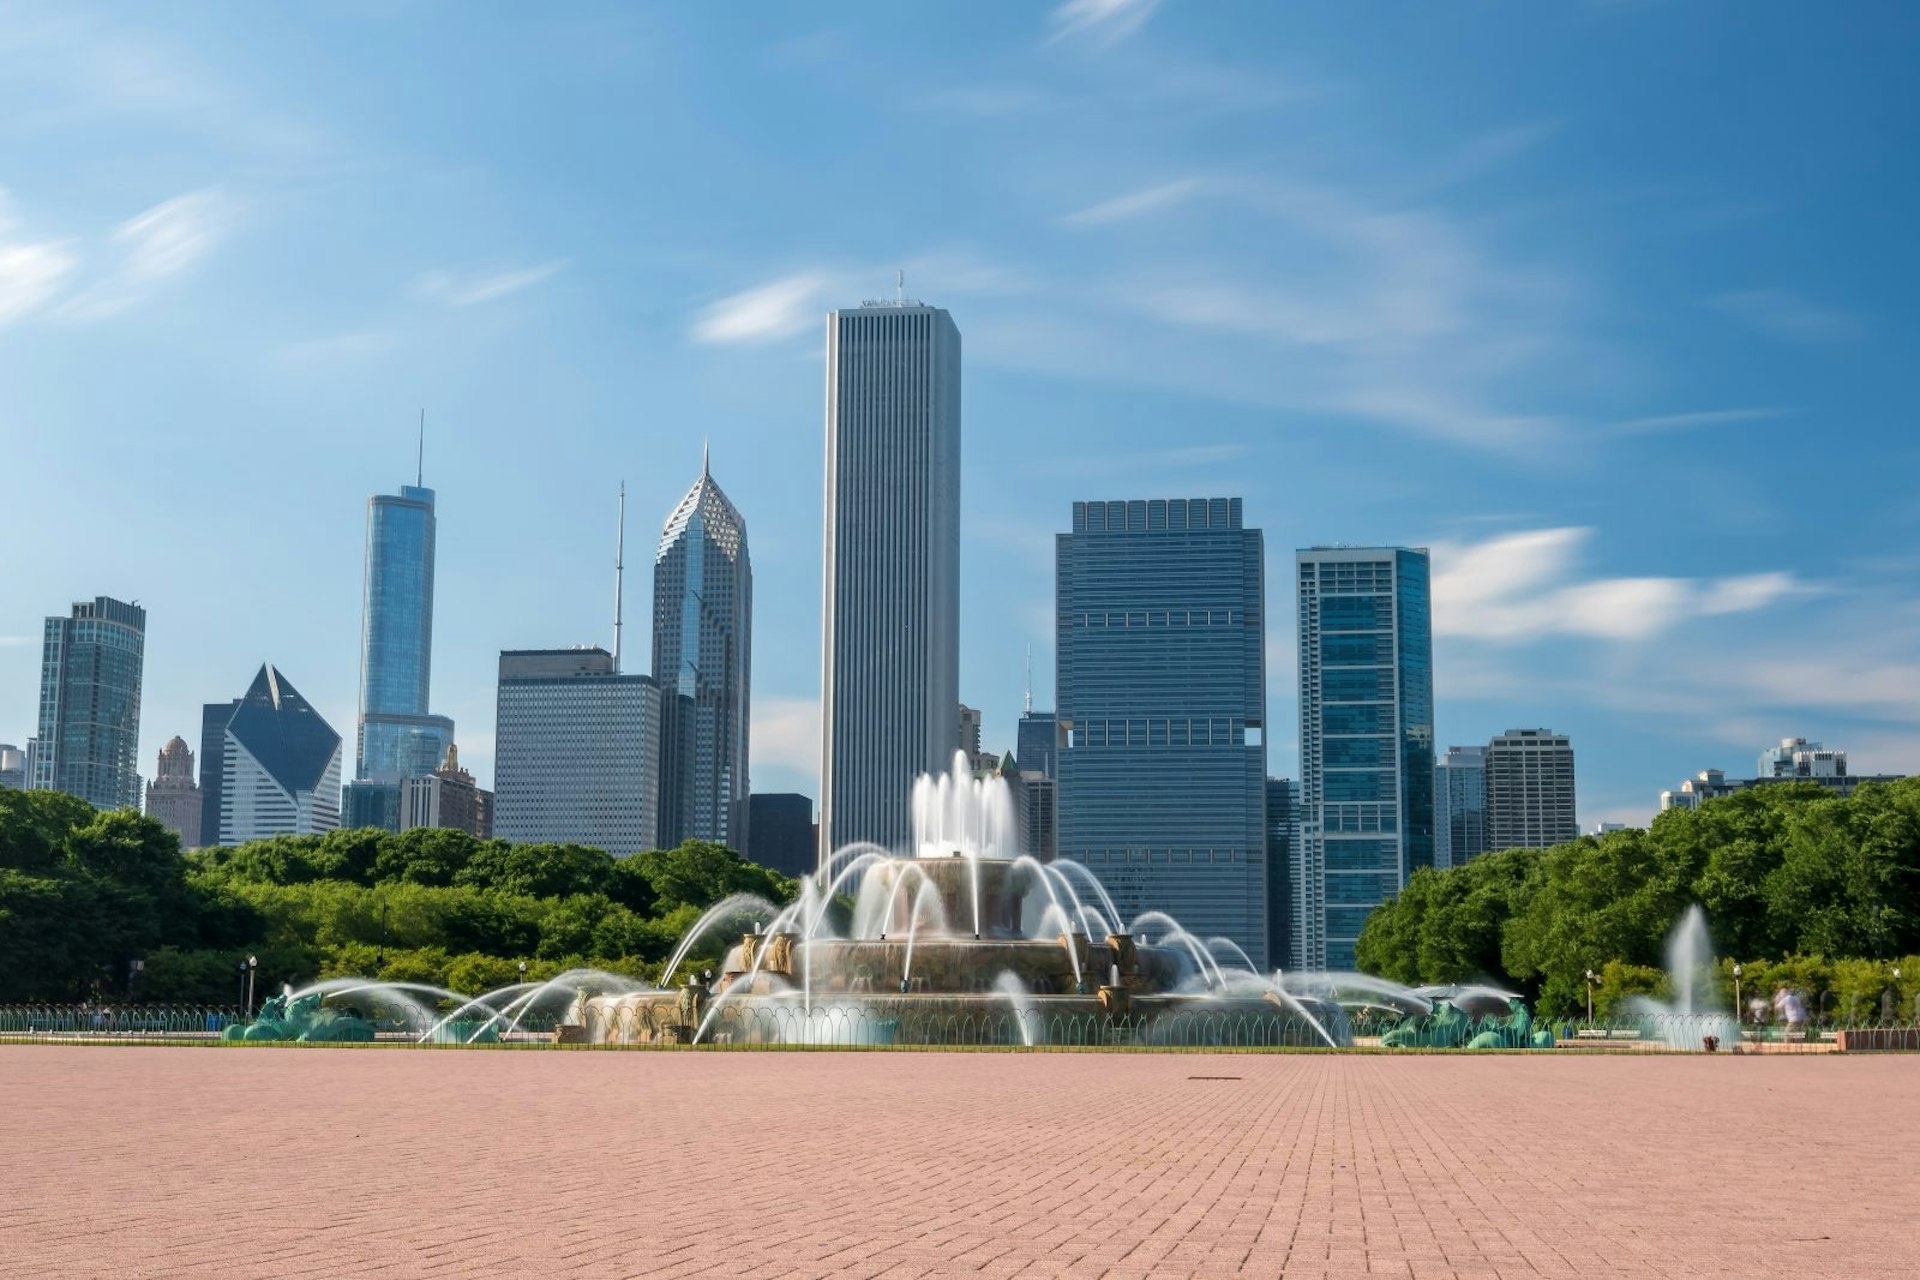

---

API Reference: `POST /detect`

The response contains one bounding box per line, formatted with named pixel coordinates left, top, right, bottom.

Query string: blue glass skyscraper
left=356, top=482, right=452, bottom=789
left=1056, top=498, right=1268, bottom=968
left=31, top=596, right=146, bottom=810
left=653, top=452, right=752, bottom=849
left=1294, top=547, right=1434, bottom=970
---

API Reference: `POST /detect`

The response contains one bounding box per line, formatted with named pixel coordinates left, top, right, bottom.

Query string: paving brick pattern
left=1, top=1047, right=1914, bottom=1279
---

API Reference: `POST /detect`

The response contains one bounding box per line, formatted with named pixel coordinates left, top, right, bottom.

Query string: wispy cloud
left=414, top=260, right=568, bottom=307
left=914, top=85, right=1054, bottom=119
left=1431, top=527, right=1800, bottom=641
left=56, top=187, right=232, bottom=320
left=1609, top=407, right=1788, bottom=437
left=1049, top=0, right=1161, bottom=48
left=0, top=191, right=75, bottom=324
left=1059, top=178, right=1202, bottom=227
left=0, top=635, right=37, bottom=646
left=1709, top=288, right=1859, bottom=344
left=272, top=329, right=398, bottom=373
left=692, top=272, right=829, bottom=344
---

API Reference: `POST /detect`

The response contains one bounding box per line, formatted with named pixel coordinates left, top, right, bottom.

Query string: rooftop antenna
left=613, top=481, right=626, bottom=672
left=897, top=268, right=904, bottom=304
left=1024, top=644, right=1033, bottom=715
left=416, top=409, right=425, bottom=487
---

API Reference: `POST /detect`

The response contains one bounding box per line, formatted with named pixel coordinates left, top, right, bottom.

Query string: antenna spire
left=702, top=438, right=710, bottom=479
left=613, top=481, right=627, bottom=672
left=896, top=268, right=905, bottom=304
left=1024, top=644, right=1033, bottom=715
left=416, top=409, right=425, bottom=487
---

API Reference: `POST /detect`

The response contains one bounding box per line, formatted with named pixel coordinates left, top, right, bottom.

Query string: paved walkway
left=1, top=1047, right=1913, bottom=1279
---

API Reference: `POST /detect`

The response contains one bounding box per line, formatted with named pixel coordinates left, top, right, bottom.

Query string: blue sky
left=2, top=1, right=1917, bottom=828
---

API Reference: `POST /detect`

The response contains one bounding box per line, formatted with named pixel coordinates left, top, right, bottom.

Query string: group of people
left=1748, top=986, right=1808, bottom=1033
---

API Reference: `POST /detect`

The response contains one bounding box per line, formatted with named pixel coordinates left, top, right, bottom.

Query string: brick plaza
left=1, top=1047, right=1914, bottom=1279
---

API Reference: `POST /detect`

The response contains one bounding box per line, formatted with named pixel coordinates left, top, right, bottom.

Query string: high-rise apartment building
left=31, top=596, right=146, bottom=810
left=1433, top=745, right=1488, bottom=869
left=357, top=482, right=453, bottom=789
left=746, top=793, right=815, bottom=879
left=399, top=743, right=494, bottom=838
left=819, top=298, right=961, bottom=859
left=494, top=647, right=661, bottom=855
left=652, top=455, right=752, bottom=849
left=217, top=665, right=343, bottom=845
left=1057, top=498, right=1269, bottom=967
left=1294, top=547, right=1434, bottom=971
left=144, top=736, right=203, bottom=848
left=0, top=744, right=24, bottom=791
left=1484, top=729, right=1576, bottom=849
left=1264, top=778, right=1300, bottom=971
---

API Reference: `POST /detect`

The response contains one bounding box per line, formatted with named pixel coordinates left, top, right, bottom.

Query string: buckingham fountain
left=562, top=754, right=1349, bottom=1048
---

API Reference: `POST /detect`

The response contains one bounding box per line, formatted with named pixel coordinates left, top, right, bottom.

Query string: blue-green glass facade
left=1294, top=547, right=1434, bottom=970
left=357, top=485, right=451, bottom=785
left=31, top=596, right=146, bottom=810
left=1056, top=498, right=1268, bottom=969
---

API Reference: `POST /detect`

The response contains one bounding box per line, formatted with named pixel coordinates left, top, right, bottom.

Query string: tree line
left=1355, top=778, right=1920, bottom=1018
left=0, top=787, right=796, bottom=1003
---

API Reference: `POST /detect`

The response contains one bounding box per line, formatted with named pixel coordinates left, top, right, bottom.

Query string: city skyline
left=2, top=5, right=1917, bottom=831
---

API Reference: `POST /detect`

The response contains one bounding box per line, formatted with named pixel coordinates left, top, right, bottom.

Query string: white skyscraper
left=818, top=298, right=961, bottom=859
left=1484, top=728, right=1577, bottom=850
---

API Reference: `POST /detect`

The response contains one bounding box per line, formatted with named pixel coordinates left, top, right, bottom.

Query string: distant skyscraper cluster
left=32, top=286, right=1890, bottom=981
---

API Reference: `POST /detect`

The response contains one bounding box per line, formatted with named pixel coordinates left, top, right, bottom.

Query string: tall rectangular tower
left=1484, top=729, right=1576, bottom=849
left=31, top=596, right=146, bottom=810
left=818, top=300, right=961, bottom=858
left=1056, top=498, right=1268, bottom=968
left=652, top=455, right=752, bottom=850
left=493, top=648, right=661, bottom=856
left=357, top=483, right=453, bottom=783
left=1295, top=547, right=1433, bottom=970
left=1433, top=745, right=1488, bottom=869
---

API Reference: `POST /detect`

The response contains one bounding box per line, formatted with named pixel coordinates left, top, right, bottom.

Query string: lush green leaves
left=1357, top=778, right=1920, bottom=1016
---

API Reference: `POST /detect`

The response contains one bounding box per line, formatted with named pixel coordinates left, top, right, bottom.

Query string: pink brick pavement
left=1, top=1047, right=1914, bottom=1279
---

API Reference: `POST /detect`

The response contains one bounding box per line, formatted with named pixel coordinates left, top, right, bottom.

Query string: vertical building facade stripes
left=818, top=302, right=961, bottom=859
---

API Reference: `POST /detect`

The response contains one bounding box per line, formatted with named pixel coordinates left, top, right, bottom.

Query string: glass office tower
left=818, top=299, right=961, bottom=858
left=653, top=454, right=752, bottom=849
left=1433, top=745, right=1488, bottom=870
left=1294, top=546, right=1434, bottom=970
left=31, top=596, right=146, bottom=810
left=357, top=483, right=452, bottom=784
left=1056, top=498, right=1268, bottom=968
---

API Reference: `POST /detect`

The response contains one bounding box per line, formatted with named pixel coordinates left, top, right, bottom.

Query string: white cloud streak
left=414, top=260, right=568, bottom=307
left=751, top=695, right=820, bottom=788
left=1431, top=527, right=1799, bottom=641
left=1060, top=178, right=1202, bottom=227
left=692, top=273, right=829, bottom=344
left=1049, top=0, right=1161, bottom=48
left=55, top=187, right=232, bottom=320
left=0, top=191, right=77, bottom=324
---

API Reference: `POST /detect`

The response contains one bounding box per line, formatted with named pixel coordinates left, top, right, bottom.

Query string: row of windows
left=1069, top=719, right=1255, bottom=748
left=1065, top=848, right=1252, bottom=863
left=1066, top=610, right=1246, bottom=628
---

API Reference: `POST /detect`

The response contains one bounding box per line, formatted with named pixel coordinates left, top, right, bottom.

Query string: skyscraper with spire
left=818, top=295, right=961, bottom=858
left=652, top=447, right=752, bottom=849
left=355, top=421, right=453, bottom=797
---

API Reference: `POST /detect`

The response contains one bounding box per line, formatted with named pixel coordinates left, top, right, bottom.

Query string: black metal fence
left=3, top=1003, right=1918, bottom=1051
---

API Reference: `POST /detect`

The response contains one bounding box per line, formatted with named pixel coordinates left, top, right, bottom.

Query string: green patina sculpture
left=1382, top=998, right=1556, bottom=1050
left=222, top=992, right=378, bottom=1043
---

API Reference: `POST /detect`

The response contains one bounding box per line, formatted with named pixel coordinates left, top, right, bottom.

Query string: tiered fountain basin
left=566, top=853, right=1345, bottom=1048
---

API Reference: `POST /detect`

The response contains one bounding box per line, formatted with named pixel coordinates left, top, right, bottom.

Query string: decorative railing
left=1, top=1004, right=1915, bottom=1051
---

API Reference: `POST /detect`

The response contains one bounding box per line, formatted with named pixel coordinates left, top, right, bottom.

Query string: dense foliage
left=0, top=787, right=796, bottom=1003
left=1356, top=779, right=1920, bottom=1017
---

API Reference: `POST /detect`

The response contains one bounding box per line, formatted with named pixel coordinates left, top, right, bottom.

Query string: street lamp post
left=246, top=954, right=258, bottom=1015
left=1585, top=969, right=1598, bottom=1026
left=238, top=959, right=248, bottom=1010
left=1733, top=963, right=1743, bottom=1022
